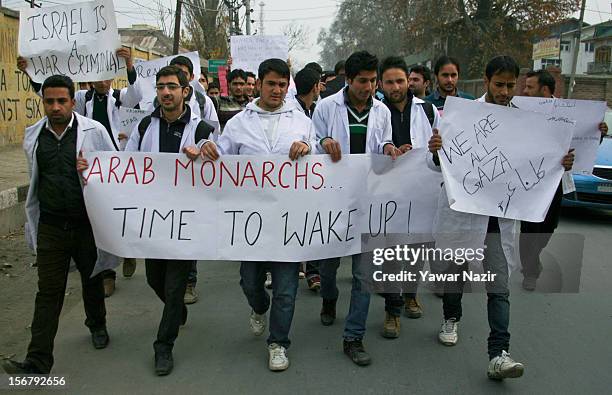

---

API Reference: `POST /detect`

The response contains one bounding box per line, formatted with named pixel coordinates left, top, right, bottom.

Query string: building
left=532, top=19, right=612, bottom=75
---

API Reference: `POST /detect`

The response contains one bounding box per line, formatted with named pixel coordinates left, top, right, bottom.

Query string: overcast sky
left=3, top=0, right=612, bottom=67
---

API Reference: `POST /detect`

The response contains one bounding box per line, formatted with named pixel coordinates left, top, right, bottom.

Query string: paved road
left=1, top=207, right=611, bottom=394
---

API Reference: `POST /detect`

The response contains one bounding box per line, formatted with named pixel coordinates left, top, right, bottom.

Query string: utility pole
left=244, top=0, right=252, bottom=35
left=258, top=1, right=265, bottom=35
left=172, top=0, right=182, bottom=54
left=568, top=0, right=586, bottom=99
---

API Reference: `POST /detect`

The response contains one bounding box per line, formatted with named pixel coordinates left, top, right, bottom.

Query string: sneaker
left=265, top=272, right=272, bottom=289
left=438, top=318, right=458, bottom=346
left=381, top=312, right=400, bottom=339
left=404, top=297, right=423, bottom=318
left=184, top=283, right=199, bottom=304
left=487, top=350, right=524, bottom=380
left=343, top=339, right=371, bottom=366
left=320, top=298, right=337, bottom=326
left=307, top=274, right=321, bottom=291
left=268, top=343, right=289, bottom=371
left=299, top=263, right=306, bottom=279
left=250, top=310, right=266, bottom=336
left=103, top=277, right=115, bottom=297
left=91, top=328, right=110, bottom=349
left=154, top=352, right=174, bottom=376
left=522, top=277, right=537, bottom=291
left=122, top=258, right=137, bottom=278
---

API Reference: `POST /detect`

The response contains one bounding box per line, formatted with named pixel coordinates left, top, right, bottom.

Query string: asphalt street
left=0, top=207, right=611, bottom=395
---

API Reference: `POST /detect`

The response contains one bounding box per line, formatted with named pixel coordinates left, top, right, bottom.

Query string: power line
left=265, top=5, right=338, bottom=12
left=265, top=14, right=335, bottom=22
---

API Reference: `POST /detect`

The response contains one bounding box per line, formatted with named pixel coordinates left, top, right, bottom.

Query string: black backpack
left=419, top=101, right=435, bottom=127
left=136, top=116, right=152, bottom=151
left=84, top=88, right=122, bottom=116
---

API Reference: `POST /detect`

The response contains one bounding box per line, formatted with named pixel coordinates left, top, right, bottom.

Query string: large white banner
left=18, top=0, right=125, bottom=83
left=511, top=96, right=607, bottom=175
left=438, top=96, right=574, bottom=222
left=82, top=151, right=442, bottom=261
left=230, top=35, right=289, bottom=73
left=134, top=51, right=202, bottom=108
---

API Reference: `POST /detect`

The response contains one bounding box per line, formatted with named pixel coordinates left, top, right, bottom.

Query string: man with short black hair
left=378, top=56, right=440, bottom=337
left=428, top=55, right=575, bottom=380
left=425, top=56, right=475, bottom=111
left=289, top=67, right=321, bottom=119
left=312, top=50, right=399, bottom=366
left=218, top=68, right=250, bottom=127
left=2, top=75, right=116, bottom=375
left=199, top=58, right=314, bottom=372
left=245, top=71, right=257, bottom=99
left=115, top=65, right=213, bottom=376
left=320, top=60, right=347, bottom=98
left=518, top=69, right=607, bottom=291
left=408, top=65, right=432, bottom=99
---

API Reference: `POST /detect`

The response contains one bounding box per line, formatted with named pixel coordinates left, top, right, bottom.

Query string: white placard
left=134, top=51, right=201, bottom=108
left=18, top=0, right=125, bottom=83
left=511, top=96, right=607, bottom=175
left=230, top=35, right=289, bottom=73
left=82, top=151, right=442, bottom=261
left=438, top=96, right=574, bottom=222
left=117, top=106, right=149, bottom=150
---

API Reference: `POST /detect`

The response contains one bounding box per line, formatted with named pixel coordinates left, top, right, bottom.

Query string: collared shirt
left=425, top=88, right=475, bottom=110
left=343, top=87, right=373, bottom=154
left=294, top=95, right=316, bottom=118
left=37, top=114, right=88, bottom=223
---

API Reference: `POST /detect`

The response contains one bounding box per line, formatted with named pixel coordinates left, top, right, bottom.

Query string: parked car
left=562, top=127, right=612, bottom=209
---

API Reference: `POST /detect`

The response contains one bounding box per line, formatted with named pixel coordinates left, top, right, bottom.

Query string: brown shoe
left=381, top=312, right=400, bottom=338
left=122, top=258, right=137, bottom=278
left=103, top=277, right=115, bottom=298
left=404, top=297, right=423, bottom=318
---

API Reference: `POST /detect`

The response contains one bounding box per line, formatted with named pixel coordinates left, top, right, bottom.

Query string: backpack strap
left=419, top=102, right=435, bottom=127
left=83, top=89, right=94, bottom=116
left=195, top=90, right=207, bottom=116
left=137, top=115, right=152, bottom=151
left=111, top=89, right=122, bottom=108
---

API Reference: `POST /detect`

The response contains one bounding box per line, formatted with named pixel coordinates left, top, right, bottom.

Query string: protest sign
left=230, top=35, right=288, bottom=73
left=438, top=96, right=574, bottom=222
left=82, top=151, right=442, bottom=261
left=18, top=0, right=125, bottom=83
left=218, top=66, right=228, bottom=96
left=133, top=51, right=201, bottom=108
left=117, top=106, right=148, bottom=150
left=511, top=96, right=607, bottom=175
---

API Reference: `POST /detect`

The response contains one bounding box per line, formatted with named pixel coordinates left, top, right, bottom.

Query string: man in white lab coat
left=427, top=55, right=575, bottom=380
left=311, top=50, right=400, bottom=366
left=199, top=58, right=315, bottom=372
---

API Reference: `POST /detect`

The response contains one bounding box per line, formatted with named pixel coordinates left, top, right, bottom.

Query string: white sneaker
left=487, top=350, right=524, bottom=380
left=265, top=272, right=272, bottom=289
left=438, top=318, right=458, bottom=346
left=249, top=310, right=266, bottom=336
left=268, top=343, right=289, bottom=371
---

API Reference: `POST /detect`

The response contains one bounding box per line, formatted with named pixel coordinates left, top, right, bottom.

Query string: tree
left=182, top=0, right=229, bottom=60
left=281, top=24, right=311, bottom=53
left=319, top=0, right=581, bottom=77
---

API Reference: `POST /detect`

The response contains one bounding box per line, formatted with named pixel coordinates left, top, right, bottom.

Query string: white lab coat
left=213, top=101, right=315, bottom=155
left=125, top=105, right=201, bottom=153
left=430, top=94, right=519, bottom=271
left=311, top=89, right=394, bottom=154
left=408, top=97, right=441, bottom=149
left=23, top=113, right=118, bottom=269
left=36, top=84, right=143, bottom=150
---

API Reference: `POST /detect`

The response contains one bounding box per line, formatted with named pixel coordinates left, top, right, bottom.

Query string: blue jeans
left=442, top=233, right=511, bottom=359
left=319, top=255, right=372, bottom=341
left=240, top=261, right=299, bottom=348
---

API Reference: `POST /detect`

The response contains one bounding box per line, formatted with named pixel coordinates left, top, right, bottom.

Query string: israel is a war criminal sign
left=18, top=0, right=125, bottom=83
left=438, top=96, right=574, bottom=222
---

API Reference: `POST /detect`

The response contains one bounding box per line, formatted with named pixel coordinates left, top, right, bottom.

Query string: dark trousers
left=145, top=259, right=192, bottom=354
left=442, top=233, right=510, bottom=360
left=26, top=222, right=106, bottom=373
left=240, top=261, right=299, bottom=348
left=187, top=261, right=197, bottom=284
left=520, top=184, right=562, bottom=279
left=305, top=261, right=320, bottom=277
